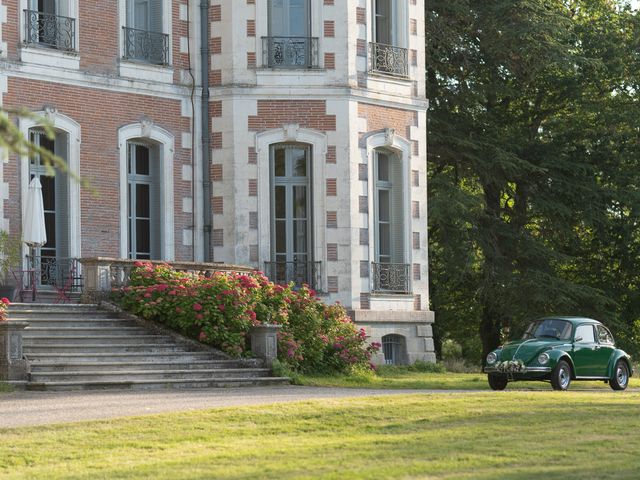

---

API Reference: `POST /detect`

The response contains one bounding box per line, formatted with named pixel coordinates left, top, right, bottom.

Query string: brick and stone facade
left=0, top=0, right=435, bottom=365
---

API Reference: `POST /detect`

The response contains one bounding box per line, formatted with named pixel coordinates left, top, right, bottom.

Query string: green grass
left=1, top=392, right=640, bottom=479
left=296, top=369, right=640, bottom=390
left=0, top=383, right=12, bottom=393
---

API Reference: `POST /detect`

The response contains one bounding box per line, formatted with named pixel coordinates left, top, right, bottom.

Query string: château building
left=0, top=0, right=435, bottom=365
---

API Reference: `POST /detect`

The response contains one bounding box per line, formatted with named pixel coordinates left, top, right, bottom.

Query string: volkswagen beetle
left=484, top=317, right=633, bottom=391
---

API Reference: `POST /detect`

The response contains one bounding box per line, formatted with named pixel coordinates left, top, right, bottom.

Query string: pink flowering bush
left=116, top=262, right=378, bottom=373
left=0, top=297, right=9, bottom=322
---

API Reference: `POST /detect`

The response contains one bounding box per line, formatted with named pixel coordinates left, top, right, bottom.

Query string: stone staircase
left=10, top=303, right=289, bottom=391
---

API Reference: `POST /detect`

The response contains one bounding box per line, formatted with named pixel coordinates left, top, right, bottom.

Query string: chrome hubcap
left=559, top=367, right=570, bottom=389
left=617, top=366, right=628, bottom=387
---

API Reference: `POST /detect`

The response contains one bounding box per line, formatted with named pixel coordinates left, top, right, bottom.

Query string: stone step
left=9, top=303, right=99, bottom=311
left=26, top=352, right=224, bottom=363
left=23, top=335, right=178, bottom=346
left=17, top=319, right=140, bottom=328
left=26, top=377, right=292, bottom=391
left=24, top=343, right=195, bottom=353
left=24, top=327, right=151, bottom=336
left=30, top=360, right=246, bottom=372
left=10, top=311, right=116, bottom=320
left=29, top=368, right=273, bottom=383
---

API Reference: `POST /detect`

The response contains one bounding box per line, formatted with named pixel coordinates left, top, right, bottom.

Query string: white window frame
left=255, top=125, right=327, bottom=289
left=370, top=0, right=409, bottom=48
left=18, top=0, right=80, bottom=70
left=118, top=122, right=175, bottom=261
left=365, top=129, right=412, bottom=285
left=18, top=109, right=81, bottom=263
left=117, top=0, right=173, bottom=82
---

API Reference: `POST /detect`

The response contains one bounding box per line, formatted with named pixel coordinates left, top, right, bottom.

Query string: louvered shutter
left=53, top=131, right=70, bottom=259
left=149, top=0, right=163, bottom=33
left=149, top=144, right=162, bottom=259
left=390, top=154, right=405, bottom=264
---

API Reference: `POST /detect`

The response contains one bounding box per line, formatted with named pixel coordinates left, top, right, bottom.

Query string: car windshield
left=522, top=319, right=572, bottom=340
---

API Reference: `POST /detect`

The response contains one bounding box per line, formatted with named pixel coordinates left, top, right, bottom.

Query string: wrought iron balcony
left=262, top=36, right=319, bottom=68
left=263, top=261, right=322, bottom=292
left=371, top=262, right=410, bottom=294
left=369, top=42, right=409, bottom=78
left=24, top=10, right=76, bottom=51
left=122, top=27, right=169, bottom=66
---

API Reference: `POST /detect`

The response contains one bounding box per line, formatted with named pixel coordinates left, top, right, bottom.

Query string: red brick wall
left=3, top=77, right=194, bottom=260
left=357, top=103, right=418, bottom=140
left=248, top=100, right=336, bottom=132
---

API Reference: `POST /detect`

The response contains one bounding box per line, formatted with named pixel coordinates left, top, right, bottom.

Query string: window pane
left=136, top=184, right=150, bottom=217
left=292, top=149, right=307, bottom=177
left=44, top=211, right=56, bottom=249
left=575, top=325, right=595, bottom=343
left=41, top=175, right=56, bottom=211
left=597, top=325, right=614, bottom=344
left=275, top=186, right=286, bottom=218
left=136, top=219, right=151, bottom=254
left=275, top=220, right=286, bottom=254
left=375, top=0, right=391, bottom=44
left=135, top=145, right=150, bottom=175
left=378, top=189, right=390, bottom=221
left=293, top=220, right=307, bottom=253
left=274, top=148, right=286, bottom=177
left=379, top=223, right=390, bottom=257
left=293, top=186, right=307, bottom=218
left=377, top=153, right=389, bottom=182
left=289, top=0, right=308, bottom=36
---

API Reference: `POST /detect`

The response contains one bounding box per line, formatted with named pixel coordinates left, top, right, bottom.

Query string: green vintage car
left=484, top=317, right=633, bottom=391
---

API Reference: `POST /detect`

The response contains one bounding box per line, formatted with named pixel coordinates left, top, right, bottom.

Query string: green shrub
left=117, top=262, right=379, bottom=374
left=441, top=339, right=463, bottom=360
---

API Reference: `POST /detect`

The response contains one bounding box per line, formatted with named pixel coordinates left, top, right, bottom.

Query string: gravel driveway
left=0, top=386, right=445, bottom=429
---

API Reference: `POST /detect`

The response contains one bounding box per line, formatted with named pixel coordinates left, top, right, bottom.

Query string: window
left=24, top=0, right=75, bottom=51
left=372, top=149, right=409, bottom=293
left=596, top=325, right=614, bottom=345
left=123, top=0, right=169, bottom=65
left=263, top=0, right=317, bottom=68
left=29, top=129, right=71, bottom=285
left=127, top=142, right=160, bottom=259
left=382, top=334, right=406, bottom=365
left=265, top=144, right=320, bottom=289
left=370, top=0, right=408, bottom=77
left=575, top=325, right=595, bottom=343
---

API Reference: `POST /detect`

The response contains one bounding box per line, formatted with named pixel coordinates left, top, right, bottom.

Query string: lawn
left=1, top=391, right=639, bottom=479
left=296, top=368, right=640, bottom=391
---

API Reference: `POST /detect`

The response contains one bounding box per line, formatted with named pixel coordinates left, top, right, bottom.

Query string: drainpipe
left=200, top=0, right=211, bottom=261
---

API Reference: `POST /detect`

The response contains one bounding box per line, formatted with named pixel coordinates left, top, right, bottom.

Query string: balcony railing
left=263, top=261, right=322, bottom=292
left=122, top=27, right=169, bottom=66
left=371, top=262, right=410, bottom=294
left=369, top=42, right=409, bottom=78
left=262, top=36, right=319, bottom=68
left=24, top=10, right=76, bottom=51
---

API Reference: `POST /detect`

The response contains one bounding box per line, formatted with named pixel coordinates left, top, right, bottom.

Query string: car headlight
left=538, top=352, right=550, bottom=365
left=487, top=352, right=498, bottom=365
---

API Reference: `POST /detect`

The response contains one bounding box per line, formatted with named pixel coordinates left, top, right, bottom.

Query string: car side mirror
left=574, top=336, right=583, bottom=343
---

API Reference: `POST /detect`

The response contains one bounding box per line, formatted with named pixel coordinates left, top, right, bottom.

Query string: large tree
left=426, top=0, right=640, bottom=362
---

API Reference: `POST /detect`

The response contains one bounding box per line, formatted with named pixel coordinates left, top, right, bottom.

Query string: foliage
left=0, top=232, right=21, bottom=286
left=0, top=297, right=9, bottom=322
left=427, top=0, right=640, bottom=362
left=117, top=262, right=379, bottom=374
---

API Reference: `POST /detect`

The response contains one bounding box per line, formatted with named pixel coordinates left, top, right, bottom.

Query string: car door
left=572, top=324, right=600, bottom=377
left=592, top=325, right=616, bottom=377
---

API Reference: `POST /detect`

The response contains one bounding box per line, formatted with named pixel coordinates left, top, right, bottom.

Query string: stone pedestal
left=0, top=321, right=29, bottom=381
left=250, top=324, right=281, bottom=367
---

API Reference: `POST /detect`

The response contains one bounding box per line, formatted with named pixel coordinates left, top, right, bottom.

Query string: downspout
left=200, top=0, right=212, bottom=261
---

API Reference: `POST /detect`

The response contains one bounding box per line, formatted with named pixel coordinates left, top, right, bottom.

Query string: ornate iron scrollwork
left=370, top=42, right=409, bottom=78
left=262, top=37, right=319, bottom=68
left=24, top=10, right=75, bottom=51
left=122, top=27, right=169, bottom=66
left=372, top=262, right=410, bottom=293
left=264, top=261, right=322, bottom=291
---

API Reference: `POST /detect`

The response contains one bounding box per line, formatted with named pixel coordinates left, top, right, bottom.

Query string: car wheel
left=610, top=361, right=629, bottom=391
left=551, top=360, right=571, bottom=391
left=488, top=374, right=508, bottom=391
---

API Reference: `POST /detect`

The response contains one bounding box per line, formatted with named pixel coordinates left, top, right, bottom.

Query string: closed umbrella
left=23, top=177, right=47, bottom=301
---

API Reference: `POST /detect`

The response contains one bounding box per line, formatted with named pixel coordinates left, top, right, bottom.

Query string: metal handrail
left=369, top=42, right=409, bottom=78
left=122, top=26, right=170, bottom=66
left=263, top=261, right=322, bottom=291
left=24, top=9, right=76, bottom=51
left=262, top=36, right=319, bottom=68
left=371, top=262, right=410, bottom=293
